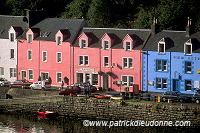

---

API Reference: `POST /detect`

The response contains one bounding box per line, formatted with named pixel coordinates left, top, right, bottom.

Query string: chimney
left=186, top=17, right=192, bottom=37
left=25, top=10, right=46, bottom=27
left=151, top=17, right=158, bottom=35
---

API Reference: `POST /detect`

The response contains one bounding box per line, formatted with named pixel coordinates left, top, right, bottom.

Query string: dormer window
left=125, top=41, right=131, bottom=51
left=103, top=40, right=109, bottom=50
left=56, top=36, right=62, bottom=45
left=184, top=39, right=192, bottom=55
left=28, top=34, right=33, bottom=43
left=10, top=33, right=14, bottom=42
left=80, top=39, right=86, bottom=49
left=158, top=38, right=165, bottom=53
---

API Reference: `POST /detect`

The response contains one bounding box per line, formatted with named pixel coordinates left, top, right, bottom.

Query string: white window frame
left=10, top=33, right=15, bottom=42
left=121, top=75, right=134, bottom=87
left=184, top=39, right=192, bottom=55
left=156, top=60, right=167, bottom=71
left=56, top=36, right=62, bottom=45
left=28, top=69, right=33, bottom=80
left=0, top=67, right=4, bottom=75
left=78, top=55, right=89, bottom=66
left=185, top=80, right=192, bottom=91
left=57, top=52, right=62, bottom=63
left=156, top=78, right=167, bottom=89
left=103, top=56, right=109, bottom=67
left=10, top=68, right=16, bottom=78
left=158, top=38, right=165, bottom=53
left=103, top=40, right=109, bottom=50
left=41, top=72, right=49, bottom=81
left=28, top=50, right=32, bottom=60
left=123, top=57, right=133, bottom=68
left=124, top=41, right=131, bottom=51
left=10, top=49, right=14, bottom=59
left=80, top=39, right=87, bottom=49
left=42, top=51, right=47, bottom=62
left=56, top=72, right=62, bottom=83
left=185, top=61, right=192, bottom=73
left=28, top=34, right=33, bottom=43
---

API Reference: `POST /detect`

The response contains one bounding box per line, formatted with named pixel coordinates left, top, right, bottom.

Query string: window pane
left=159, top=43, right=164, bottom=53
left=185, top=80, right=192, bottom=91
left=10, top=33, right=14, bottom=42
left=104, top=57, right=109, bottom=66
left=10, top=49, right=14, bottom=58
left=123, top=58, right=128, bottom=68
left=57, top=73, right=62, bottom=82
left=129, top=58, right=133, bottom=68
left=85, top=56, right=88, bottom=65
left=81, top=39, right=86, bottom=48
left=0, top=67, right=4, bottom=75
left=157, top=60, right=161, bottom=71
left=28, top=50, right=32, bottom=60
left=57, top=53, right=61, bottom=62
left=57, top=36, right=61, bottom=45
left=163, top=60, right=167, bottom=71
left=185, top=62, right=191, bottom=73
left=104, top=41, right=109, bottom=50
left=28, top=70, right=33, bottom=80
left=122, top=76, right=127, bottom=86
left=28, top=34, right=32, bottom=43
left=79, top=56, right=83, bottom=65
left=185, top=45, right=191, bottom=54
left=126, top=42, right=131, bottom=51
left=129, top=76, right=133, bottom=86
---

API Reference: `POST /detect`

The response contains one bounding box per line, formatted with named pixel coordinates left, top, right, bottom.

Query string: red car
left=9, top=80, right=32, bottom=89
left=59, top=86, right=81, bottom=96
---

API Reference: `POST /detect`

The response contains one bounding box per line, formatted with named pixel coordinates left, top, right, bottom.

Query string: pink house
left=72, top=28, right=151, bottom=91
left=18, top=18, right=87, bottom=86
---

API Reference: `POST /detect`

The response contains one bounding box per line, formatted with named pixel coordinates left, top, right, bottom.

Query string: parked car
left=9, top=80, right=32, bottom=89
left=191, top=89, right=200, bottom=104
left=71, top=83, right=97, bottom=92
left=59, top=86, right=81, bottom=96
left=30, top=81, right=51, bottom=90
left=0, top=78, right=10, bottom=87
left=161, top=91, right=191, bottom=102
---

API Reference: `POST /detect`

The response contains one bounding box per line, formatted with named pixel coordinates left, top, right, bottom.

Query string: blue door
left=173, top=79, right=179, bottom=91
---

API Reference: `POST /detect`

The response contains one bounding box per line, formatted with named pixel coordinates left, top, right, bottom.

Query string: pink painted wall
left=72, top=32, right=142, bottom=91
left=18, top=39, right=71, bottom=86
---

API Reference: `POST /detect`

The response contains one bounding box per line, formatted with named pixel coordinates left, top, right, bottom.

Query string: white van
left=30, top=81, right=51, bottom=90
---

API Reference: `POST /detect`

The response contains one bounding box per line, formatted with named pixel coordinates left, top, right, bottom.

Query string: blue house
left=142, top=19, right=200, bottom=94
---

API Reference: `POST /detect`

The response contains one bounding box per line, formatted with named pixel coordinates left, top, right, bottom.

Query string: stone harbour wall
left=0, top=96, right=199, bottom=126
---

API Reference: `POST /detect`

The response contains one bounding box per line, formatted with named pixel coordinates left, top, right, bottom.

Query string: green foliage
left=60, top=0, right=91, bottom=19
left=1, top=0, right=200, bottom=31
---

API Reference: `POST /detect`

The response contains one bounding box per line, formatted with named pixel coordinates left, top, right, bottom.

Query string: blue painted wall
left=142, top=51, right=200, bottom=94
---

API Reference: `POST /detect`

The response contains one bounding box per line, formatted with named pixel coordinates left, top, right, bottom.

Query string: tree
left=87, top=0, right=112, bottom=27
left=60, top=0, right=91, bottom=19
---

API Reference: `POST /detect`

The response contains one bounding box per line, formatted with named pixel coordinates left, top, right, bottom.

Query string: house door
left=21, top=71, right=26, bottom=80
left=173, top=79, right=179, bottom=91
left=102, top=74, right=109, bottom=89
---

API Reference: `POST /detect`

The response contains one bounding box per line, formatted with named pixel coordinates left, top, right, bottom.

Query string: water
left=0, top=113, right=198, bottom=133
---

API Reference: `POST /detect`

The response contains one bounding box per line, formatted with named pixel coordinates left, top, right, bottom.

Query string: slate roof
left=0, top=15, right=28, bottom=39
left=143, top=30, right=200, bottom=53
left=73, top=28, right=151, bottom=49
left=19, top=18, right=87, bottom=43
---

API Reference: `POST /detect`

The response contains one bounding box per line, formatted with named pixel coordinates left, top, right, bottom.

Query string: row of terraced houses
left=0, top=10, right=200, bottom=94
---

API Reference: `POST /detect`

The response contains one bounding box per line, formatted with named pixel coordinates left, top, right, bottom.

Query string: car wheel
left=9, top=85, right=12, bottom=88
left=162, top=97, right=166, bottom=102
left=0, top=83, right=3, bottom=87
left=196, top=100, right=200, bottom=104
left=179, top=99, right=184, bottom=103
